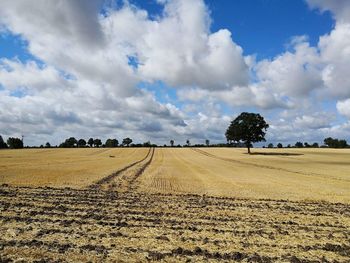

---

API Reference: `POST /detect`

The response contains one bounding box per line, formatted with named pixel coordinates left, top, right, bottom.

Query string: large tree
left=105, top=139, right=119, bottom=147
left=324, top=137, right=348, bottom=148
left=88, top=138, right=94, bottom=147
left=7, top=137, right=23, bottom=149
left=77, top=139, right=86, bottom=147
left=225, top=112, right=269, bottom=154
left=65, top=137, right=78, bottom=148
left=122, top=137, right=132, bottom=147
left=93, top=138, right=102, bottom=148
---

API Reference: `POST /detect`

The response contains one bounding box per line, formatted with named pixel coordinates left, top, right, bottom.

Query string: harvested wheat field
left=1, top=147, right=350, bottom=262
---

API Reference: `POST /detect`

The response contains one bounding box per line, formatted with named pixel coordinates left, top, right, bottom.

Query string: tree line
left=0, top=115, right=348, bottom=151
left=0, top=136, right=23, bottom=149
left=58, top=137, right=133, bottom=148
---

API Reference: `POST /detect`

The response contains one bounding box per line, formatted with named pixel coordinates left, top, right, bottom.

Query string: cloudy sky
left=0, top=0, right=350, bottom=146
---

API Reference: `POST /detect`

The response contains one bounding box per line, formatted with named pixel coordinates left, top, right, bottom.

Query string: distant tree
left=59, top=142, right=68, bottom=148
left=7, top=137, right=23, bottom=149
left=267, top=143, right=274, bottom=148
left=0, top=135, right=8, bottom=148
left=312, top=142, right=319, bottom=148
left=324, top=137, right=333, bottom=147
left=170, top=140, right=174, bottom=147
left=304, top=142, right=311, bottom=148
left=338, top=139, right=348, bottom=148
left=186, top=139, right=190, bottom=146
left=205, top=139, right=210, bottom=146
left=105, top=138, right=119, bottom=147
left=277, top=143, right=283, bottom=148
left=64, top=137, right=77, bottom=148
left=45, top=142, right=51, bottom=148
left=295, top=142, right=303, bottom=148
left=93, top=138, right=102, bottom=148
left=324, top=137, right=347, bottom=148
left=287, top=144, right=291, bottom=148
left=122, top=137, right=132, bottom=146
left=143, top=141, right=151, bottom=147
left=77, top=139, right=86, bottom=147
left=88, top=138, right=94, bottom=147
left=225, top=112, right=269, bottom=154
left=40, top=144, right=44, bottom=148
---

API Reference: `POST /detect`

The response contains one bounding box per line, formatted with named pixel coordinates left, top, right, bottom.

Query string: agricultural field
left=1, top=147, right=350, bottom=262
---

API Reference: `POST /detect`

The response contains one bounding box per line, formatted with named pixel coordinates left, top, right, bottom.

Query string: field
left=1, top=147, right=350, bottom=262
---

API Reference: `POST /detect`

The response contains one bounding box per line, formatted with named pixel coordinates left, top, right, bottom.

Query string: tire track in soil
left=89, top=148, right=152, bottom=190
left=127, top=147, right=155, bottom=192
left=191, top=148, right=344, bottom=180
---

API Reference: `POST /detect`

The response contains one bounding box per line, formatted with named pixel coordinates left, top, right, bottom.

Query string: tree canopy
left=0, top=135, right=8, bottom=149
left=93, top=139, right=102, bottom=147
left=88, top=138, right=94, bottom=147
left=7, top=137, right=23, bottom=149
left=122, top=138, right=132, bottom=146
left=225, top=112, right=269, bottom=154
left=324, top=137, right=348, bottom=148
left=105, top=139, right=119, bottom=147
left=77, top=139, right=86, bottom=147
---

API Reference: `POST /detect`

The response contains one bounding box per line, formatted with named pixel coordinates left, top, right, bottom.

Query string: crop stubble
left=1, top=147, right=350, bottom=262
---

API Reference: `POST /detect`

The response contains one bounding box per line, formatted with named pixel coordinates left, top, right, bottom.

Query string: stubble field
left=0, top=147, right=350, bottom=262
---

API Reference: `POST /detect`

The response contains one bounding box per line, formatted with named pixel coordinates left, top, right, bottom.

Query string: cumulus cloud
left=307, top=0, right=350, bottom=23
left=0, top=0, right=349, bottom=145
left=255, top=40, right=323, bottom=97
left=337, top=99, right=350, bottom=119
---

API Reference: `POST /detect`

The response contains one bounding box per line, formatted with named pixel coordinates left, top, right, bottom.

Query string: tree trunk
left=247, top=145, right=250, bottom=154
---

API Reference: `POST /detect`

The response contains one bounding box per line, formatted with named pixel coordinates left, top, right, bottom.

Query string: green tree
left=105, top=139, right=119, bottom=147
left=93, top=139, right=102, bottom=148
left=77, top=139, right=86, bottom=147
left=0, top=135, right=8, bottom=148
left=186, top=139, right=190, bottom=146
left=122, top=138, right=132, bottom=146
left=338, top=139, right=348, bottom=148
left=324, top=137, right=347, bottom=148
left=170, top=140, right=174, bottom=147
left=88, top=138, right=94, bottom=147
left=65, top=137, right=77, bottom=148
left=312, top=142, right=319, bottom=148
left=7, top=137, right=23, bottom=149
left=143, top=141, right=151, bottom=147
left=225, top=112, right=269, bottom=154
left=205, top=139, right=210, bottom=146
left=268, top=143, right=274, bottom=148
left=295, top=142, right=303, bottom=148
left=277, top=143, right=283, bottom=148
left=324, top=137, right=333, bottom=147
left=45, top=142, right=51, bottom=148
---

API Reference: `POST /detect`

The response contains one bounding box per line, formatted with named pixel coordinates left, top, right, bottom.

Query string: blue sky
left=0, top=0, right=350, bottom=146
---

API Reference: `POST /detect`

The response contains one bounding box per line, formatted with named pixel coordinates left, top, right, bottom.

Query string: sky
left=0, top=0, right=350, bottom=147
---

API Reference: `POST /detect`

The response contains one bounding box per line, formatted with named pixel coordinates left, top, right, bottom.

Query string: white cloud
left=307, top=0, right=350, bottom=23
left=337, top=99, right=350, bottom=118
left=0, top=0, right=349, bottom=145
left=255, top=40, right=323, bottom=97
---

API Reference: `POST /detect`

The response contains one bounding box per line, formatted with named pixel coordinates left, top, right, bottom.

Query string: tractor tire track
left=89, top=148, right=152, bottom=190
left=128, top=147, right=155, bottom=188
left=190, top=148, right=334, bottom=179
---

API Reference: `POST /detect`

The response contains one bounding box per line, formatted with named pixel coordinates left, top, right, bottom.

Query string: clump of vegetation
left=7, top=137, right=23, bottom=149
left=324, top=137, right=348, bottom=148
